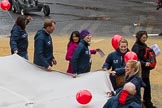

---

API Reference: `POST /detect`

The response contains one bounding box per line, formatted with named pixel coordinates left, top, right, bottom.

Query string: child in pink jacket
left=65, top=30, right=98, bottom=74
left=65, top=31, right=80, bottom=73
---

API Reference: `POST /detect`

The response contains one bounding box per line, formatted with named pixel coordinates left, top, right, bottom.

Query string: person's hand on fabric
left=47, top=65, right=52, bottom=71
left=102, top=68, right=107, bottom=71
left=14, top=50, right=18, bottom=54
left=72, top=73, right=78, bottom=78
left=109, top=71, right=116, bottom=76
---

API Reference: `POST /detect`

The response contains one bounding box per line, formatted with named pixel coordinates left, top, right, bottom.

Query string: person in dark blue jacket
left=10, top=15, right=32, bottom=60
left=33, top=18, right=57, bottom=71
left=103, top=82, right=142, bottom=108
left=104, top=60, right=145, bottom=108
left=124, top=60, right=145, bottom=105
left=71, top=29, right=98, bottom=76
left=102, top=39, right=129, bottom=90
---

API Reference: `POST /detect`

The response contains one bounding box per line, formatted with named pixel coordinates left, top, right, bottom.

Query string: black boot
left=143, top=101, right=156, bottom=108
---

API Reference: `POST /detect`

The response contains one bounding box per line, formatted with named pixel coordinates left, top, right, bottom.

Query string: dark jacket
left=10, top=24, right=28, bottom=57
left=33, top=29, right=54, bottom=68
left=125, top=74, right=146, bottom=104
left=103, top=74, right=145, bottom=108
left=71, top=40, right=91, bottom=74
left=102, top=48, right=129, bottom=75
left=103, top=90, right=142, bottom=108
left=132, top=41, right=150, bottom=78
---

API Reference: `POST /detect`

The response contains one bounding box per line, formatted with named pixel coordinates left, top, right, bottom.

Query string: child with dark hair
left=65, top=31, right=80, bottom=73
left=71, top=29, right=100, bottom=76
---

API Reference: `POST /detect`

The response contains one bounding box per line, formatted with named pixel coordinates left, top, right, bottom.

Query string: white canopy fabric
left=0, top=54, right=113, bottom=108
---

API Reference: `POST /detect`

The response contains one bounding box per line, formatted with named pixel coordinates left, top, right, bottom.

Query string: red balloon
left=76, top=90, right=92, bottom=104
left=124, top=51, right=138, bottom=63
left=111, top=35, right=123, bottom=50
left=0, top=0, right=11, bottom=11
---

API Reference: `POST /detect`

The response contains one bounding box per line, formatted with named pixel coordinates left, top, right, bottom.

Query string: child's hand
left=106, top=91, right=116, bottom=97
left=72, top=73, right=77, bottom=78
left=96, top=49, right=105, bottom=57
left=96, top=48, right=100, bottom=52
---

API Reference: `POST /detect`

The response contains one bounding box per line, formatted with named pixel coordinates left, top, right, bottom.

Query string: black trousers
left=142, top=77, right=151, bottom=102
left=109, top=74, right=117, bottom=90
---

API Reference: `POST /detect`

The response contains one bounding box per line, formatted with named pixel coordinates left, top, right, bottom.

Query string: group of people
left=9, top=15, right=100, bottom=73
left=9, top=15, right=156, bottom=108
left=102, top=31, right=156, bottom=108
left=10, top=15, right=57, bottom=71
left=65, top=29, right=100, bottom=76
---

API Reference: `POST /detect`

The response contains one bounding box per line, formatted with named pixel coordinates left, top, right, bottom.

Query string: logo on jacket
left=48, top=41, right=51, bottom=45
left=113, top=60, right=118, bottom=64
left=22, top=33, right=27, bottom=38
left=85, top=51, right=90, bottom=55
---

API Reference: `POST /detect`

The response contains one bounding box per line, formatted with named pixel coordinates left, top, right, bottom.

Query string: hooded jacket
left=103, top=90, right=142, bottom=108
left=33, top=29, right=54, bottom=68
left=102, top=48, right=129, bottom=75
left=10, top=24, right=28, bottom=57
left=125, top=74, right=146, bottom=104
left=71, top=40, right=92, bottom=74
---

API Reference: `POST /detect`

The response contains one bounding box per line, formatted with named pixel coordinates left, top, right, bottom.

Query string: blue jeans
left=19, top=53, right=29, bottom=60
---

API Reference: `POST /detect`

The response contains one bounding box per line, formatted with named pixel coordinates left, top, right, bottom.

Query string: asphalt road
left=0, top=0, right=162, bottom=37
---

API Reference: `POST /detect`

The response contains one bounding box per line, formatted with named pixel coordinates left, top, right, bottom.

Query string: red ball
left=76, top=90, right=92, bottom=104
left=0, top=0, right=11, bottom=11
left=111, top=34, right=123, bottom=50
left=124, top=51, right=138, bottom=63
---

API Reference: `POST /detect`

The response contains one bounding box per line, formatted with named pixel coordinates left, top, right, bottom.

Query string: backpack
left=144, top=47, right=156, bottom=70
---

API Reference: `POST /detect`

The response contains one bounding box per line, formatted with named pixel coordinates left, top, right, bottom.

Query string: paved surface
left=0, top=0, right=162, bottom=37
